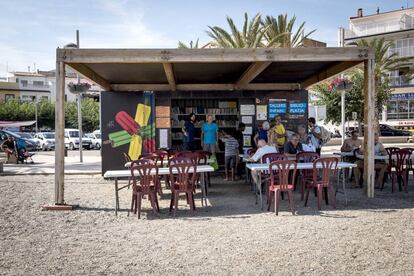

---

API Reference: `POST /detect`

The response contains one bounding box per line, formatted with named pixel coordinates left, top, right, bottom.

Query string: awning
left=0, top=121, right=36, bottom=128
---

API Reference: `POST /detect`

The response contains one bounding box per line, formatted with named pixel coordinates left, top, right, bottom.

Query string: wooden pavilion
left=54, top=47, right=376, bottom=205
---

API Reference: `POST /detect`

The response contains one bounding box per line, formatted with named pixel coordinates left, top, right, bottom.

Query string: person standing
left=1, top=136, right=16, bottom=161
left=269, top=116, right=286, bottom=153
left=297, top=124, right=309, bottom=144
left=182, top=113, right=196, bottom=151
left=234, top=122, right=245, bottom=154
left=308, top=117, right=322, bottom=155
left=201, top=114, right=218, bottom=155
left=220, top=130, right=239, bottom=181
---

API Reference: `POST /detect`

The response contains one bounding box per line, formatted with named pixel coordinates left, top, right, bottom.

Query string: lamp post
left=31, top=95, right=38, bottom=133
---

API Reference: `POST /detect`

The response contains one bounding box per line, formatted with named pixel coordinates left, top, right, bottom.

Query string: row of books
left=172, top=107, right=238, bottom=115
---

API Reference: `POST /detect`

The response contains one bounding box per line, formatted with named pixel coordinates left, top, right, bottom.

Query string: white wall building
left=339, top=7, right=414, bottom=129
left=7, top=68, right=101, bottom=102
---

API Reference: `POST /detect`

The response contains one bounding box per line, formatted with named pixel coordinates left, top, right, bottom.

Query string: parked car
left=0, top=130, right=37, bottom=151
left=33, top=132, right=55, bottom=151
left=64, top=129, right=93, bottom=150
left=16, top=132, right=38, bottom=147
left=379, top=124, right=412, bottom=137
left=86, top=132, right=102, bottom=149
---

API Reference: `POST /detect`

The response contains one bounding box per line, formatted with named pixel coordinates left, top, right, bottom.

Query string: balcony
left=389, top=75, right=413, bottom=87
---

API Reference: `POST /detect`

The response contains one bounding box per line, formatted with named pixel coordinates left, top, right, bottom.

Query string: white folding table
left=246, top=162, right=357, bottom=209
left=104, top=165, right=215, bottom=215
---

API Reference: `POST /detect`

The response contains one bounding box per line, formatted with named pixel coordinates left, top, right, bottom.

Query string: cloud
left=0, top=0, right=177, bottom=76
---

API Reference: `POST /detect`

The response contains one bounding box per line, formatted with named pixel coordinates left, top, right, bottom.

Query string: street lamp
left=64, top=30, right=84, bottom=163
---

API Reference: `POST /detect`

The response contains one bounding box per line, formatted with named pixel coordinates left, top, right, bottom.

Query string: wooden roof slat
left=235, top=61, right=272, bottom=90
left=66, top=63, right=111, bottom=91
left=162, top=63, right=176, bottom=91
left=301, top=60, right=361, bottom=88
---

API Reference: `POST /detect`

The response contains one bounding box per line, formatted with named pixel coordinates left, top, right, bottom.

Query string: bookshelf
left=171, top=99, right=240, bottom=164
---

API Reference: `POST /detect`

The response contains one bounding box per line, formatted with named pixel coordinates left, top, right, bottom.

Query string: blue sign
left=268, top=102, right=287, bottom=119
left=289, top=102, right=307, bottom=114
left=390, top=93, right=414, bottom=100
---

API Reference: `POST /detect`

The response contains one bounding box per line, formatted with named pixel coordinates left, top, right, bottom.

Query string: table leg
left=258, top=172, right=263, bottom=209
left=200, top=173, right=205, bottom=206
left=343, top=168, right=348, bottom=205
left=115, top=178, right=119, bottom=216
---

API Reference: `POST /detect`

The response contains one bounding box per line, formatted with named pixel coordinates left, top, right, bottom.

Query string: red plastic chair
left=267, top=160, right=297, bottom=215
left=385, top=147, right=400, bottom=179
left=155, top=149, right=169, bottom=167
left=400, top=147, right=414, bottom=185
left=261, top=153, right=287, bottom=201
left=130, top=164, right=160, bottom=219
left=304, top=157, right=338, bottom=210
left=167, top=149, right=177, bottom=159
left=296, top=152, right=320, bottom=200
left=247, top=148, right=256, bottom=157
left=169, top=160, right=197, bottom=216
left=386, top=150, right=410, bottom=193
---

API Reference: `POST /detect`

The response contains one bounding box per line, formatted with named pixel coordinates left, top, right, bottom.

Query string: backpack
left=318, top=125, right=331, bottom=145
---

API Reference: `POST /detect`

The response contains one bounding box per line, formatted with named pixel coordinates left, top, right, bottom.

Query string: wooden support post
left=162, top=63, right=176, bottom=91
left=55, top=60, right=66, bottom=204
left=363, top=59, right=375, bottom=198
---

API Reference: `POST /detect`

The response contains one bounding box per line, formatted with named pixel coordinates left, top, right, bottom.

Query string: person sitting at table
left=354, top=133, right=387, bottom=188
left=302, top=136, right=316, bottom=152
left=248, top=139, right=278, bottom=187
left=284, top=133, right=303, bottom=156
left=341, top=130, right=363, bottom=153
left=253, top=121, right=269, bottom=147
left=297, top=124, right=308, bottom=144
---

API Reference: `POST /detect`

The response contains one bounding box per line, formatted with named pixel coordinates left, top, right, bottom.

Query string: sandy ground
left=1, top=174, right=414, bottom=275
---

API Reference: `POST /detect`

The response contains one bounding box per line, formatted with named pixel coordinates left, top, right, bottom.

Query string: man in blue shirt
left=201, top=114, right=218, bottom=155
left=182, top=113, right=196, bottom=150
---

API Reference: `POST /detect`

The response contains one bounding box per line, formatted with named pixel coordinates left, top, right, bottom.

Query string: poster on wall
left=268, top=99, right=287, bottom=120
left=243, top=126, right=253, bottom=135
left=256, top=105, right=267, bottom=120
left=101, top=91, right=156, bottom=174
left=241, top=116, right=253, bottom=124
left=159, top=129, right=168, bottom=148
left=240, top=104, right=255, bottom=115
left=243, top=135, right=251, bottom=147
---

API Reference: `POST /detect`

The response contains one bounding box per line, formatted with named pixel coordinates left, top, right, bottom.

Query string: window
left=20, top=80, right=28, bottom=87
left=41, top=96, right=48, bottom=100
left=4, top=94, right=15, bottom=101
left=33, top=81, right=44, bottom=87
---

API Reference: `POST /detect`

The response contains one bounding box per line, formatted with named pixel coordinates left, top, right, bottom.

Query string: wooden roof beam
left=301, top=60, right=362, bottom=88
left=66, top=63, right=111, bottom=91
left=58, top=48, right=374, bottom=63
left=162, top=63, right=176, bottom=91
left=110, top=83, right=300, bottom=91
left=235, top=61, right=272, bottom=90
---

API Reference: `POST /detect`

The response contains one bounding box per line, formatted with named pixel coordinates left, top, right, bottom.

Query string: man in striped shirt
left=220, top=130, right=239, bottom=181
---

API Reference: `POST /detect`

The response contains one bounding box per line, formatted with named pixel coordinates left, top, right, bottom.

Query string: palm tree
left=206, top=13, right=268, bottom=48
left=263, top=14, right=316, bottom=48
left=357, top=37, right=413, bottom=130
left=178, top=38, right=212, bottom=49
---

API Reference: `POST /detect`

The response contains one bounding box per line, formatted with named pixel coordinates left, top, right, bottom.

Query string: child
left=302, top=136, right=316, bottom=152
left=220, top=130, right=239, bottom=181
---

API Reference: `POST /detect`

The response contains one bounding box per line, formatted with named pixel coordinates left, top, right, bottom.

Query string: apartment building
left=6, top=68, right=101, bottom=102
left=339, top=7, right=414, bottom=128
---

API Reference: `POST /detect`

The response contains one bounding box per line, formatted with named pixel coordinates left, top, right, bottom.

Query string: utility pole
left=33, top=95, right=38, bottom=133
left=76, top=30, right=83, bottom=163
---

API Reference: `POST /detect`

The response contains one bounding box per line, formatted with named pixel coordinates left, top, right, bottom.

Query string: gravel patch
left=1, top=175, right=414, bottom=275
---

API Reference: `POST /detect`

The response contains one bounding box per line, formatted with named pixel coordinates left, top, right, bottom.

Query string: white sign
left=159, top=129, right=168, bottom=148
left=241, top=116, right=253, bottom=124
left=240, top=105, right=255, bottom=115
left=243, top=126, right=253, bottom=135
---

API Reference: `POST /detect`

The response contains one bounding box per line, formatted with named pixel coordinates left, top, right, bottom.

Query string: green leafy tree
left=263, top=14, right=315, bottom=48
left=315, top=38, right=412, bottom=128
left=206, top=13, right=267, bottom=48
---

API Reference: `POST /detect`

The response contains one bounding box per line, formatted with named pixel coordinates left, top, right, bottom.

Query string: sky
left=0, top=0, right=412, bottom=76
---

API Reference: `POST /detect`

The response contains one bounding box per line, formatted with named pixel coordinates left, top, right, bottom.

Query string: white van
left=64, top=128, right=93, bottom=150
